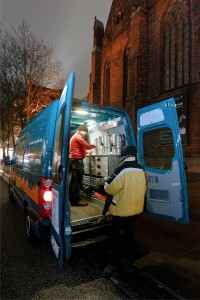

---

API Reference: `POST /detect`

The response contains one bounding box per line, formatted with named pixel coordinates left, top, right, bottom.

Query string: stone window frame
left=123, top=46, right=130, bottom=106
left=116, top=11, right=124, bottom=25
left=103, top=60, right=111, bottom=105
left=163, top=0, right=190, bottom=91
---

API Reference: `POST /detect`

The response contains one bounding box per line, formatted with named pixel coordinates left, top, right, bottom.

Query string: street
left=0, top=178, right=130, bottom=300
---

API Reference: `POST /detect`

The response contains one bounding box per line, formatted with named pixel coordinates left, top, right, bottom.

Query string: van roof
left=71, top=98, right=126, bottom=132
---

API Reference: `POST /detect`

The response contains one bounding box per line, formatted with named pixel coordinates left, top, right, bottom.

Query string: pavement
left=1, top=162, right=200, bottom=299
left=132, top=163, right=200, bottom=300
left=0, top=164, right=11, bottom=183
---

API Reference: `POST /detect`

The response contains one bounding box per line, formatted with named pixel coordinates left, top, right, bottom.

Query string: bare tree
left=0, top=21, right=63, bottom=152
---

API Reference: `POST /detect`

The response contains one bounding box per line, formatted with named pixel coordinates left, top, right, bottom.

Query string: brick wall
left=88, top=0, right=200, bottom=155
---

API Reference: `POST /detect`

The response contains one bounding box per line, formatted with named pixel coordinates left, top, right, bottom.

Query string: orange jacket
left=70, top=132, right=94, bottom=159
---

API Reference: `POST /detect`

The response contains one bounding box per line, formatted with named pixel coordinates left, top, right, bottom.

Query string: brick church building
left=88, top=0, right=200, bottom=159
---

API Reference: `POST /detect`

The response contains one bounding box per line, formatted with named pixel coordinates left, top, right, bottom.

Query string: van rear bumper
left=26, top=206, right=51, bottom=238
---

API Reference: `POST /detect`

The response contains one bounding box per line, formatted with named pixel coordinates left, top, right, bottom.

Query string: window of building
left=103, top=61, right=111, bottom=105
left=116, top=12, right=124, bottom=24
left=163, top=1, right=190, bottom=91
left=123, top=47, right=129, bottom=106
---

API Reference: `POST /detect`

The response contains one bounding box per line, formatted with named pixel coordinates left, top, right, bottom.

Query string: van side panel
left=10, top=101, right=59, bottom=237
left=22, top=101, right=59, bottom=178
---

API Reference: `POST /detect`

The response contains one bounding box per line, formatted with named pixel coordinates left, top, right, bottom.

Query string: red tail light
left=39, top=178, right=52, bottom=218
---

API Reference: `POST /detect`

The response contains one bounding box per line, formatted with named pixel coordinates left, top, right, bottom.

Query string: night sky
left=0, top=0, right=112, bottom=98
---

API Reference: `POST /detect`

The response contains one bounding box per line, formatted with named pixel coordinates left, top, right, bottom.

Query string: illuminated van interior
left=69, top=100, right=130, bottom=233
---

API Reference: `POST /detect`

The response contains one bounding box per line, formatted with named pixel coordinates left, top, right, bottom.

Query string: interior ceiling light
left=87, top=120, right=96, bottom=126
left=74, top=109, right=88, bottom=115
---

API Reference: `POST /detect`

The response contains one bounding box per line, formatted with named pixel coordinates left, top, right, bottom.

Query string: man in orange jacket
left=69, top=124, right=95, bottom=206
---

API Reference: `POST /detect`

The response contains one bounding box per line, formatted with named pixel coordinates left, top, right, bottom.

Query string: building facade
left=88, top=0, right=200, bottom=157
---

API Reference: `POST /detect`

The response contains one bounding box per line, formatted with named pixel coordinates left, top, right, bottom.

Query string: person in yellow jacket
left=97, top=146, right=147, bottom=277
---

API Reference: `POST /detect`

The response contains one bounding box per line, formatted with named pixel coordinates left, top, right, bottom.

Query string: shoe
left=96, top=264, right=119, bottom=278
left=121, top=259, right=135, bottom=273
left=71, top=199, right=88, bottom=206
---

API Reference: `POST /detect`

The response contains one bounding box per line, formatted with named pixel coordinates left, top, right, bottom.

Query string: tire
left=24, top=212, right=37, bottom=243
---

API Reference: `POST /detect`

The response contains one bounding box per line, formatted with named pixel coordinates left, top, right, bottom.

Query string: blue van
left=9, top=71, right=189, bottom=270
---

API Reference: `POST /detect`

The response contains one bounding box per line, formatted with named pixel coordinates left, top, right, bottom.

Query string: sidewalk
left=133, top=171, right=200, bottom=299
left=0, top=164, right=11, bottom=183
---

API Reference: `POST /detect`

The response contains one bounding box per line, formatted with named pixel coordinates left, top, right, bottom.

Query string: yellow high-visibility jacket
left=104, top=157, right=146, bottom=217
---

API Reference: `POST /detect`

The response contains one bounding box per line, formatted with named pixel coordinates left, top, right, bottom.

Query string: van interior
left=68, top=100, right=131, bottom=243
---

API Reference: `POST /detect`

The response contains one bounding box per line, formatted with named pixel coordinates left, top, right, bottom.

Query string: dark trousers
left=109, top=215, right=136, bottom=267
left=69, top=159, right=84, bottom=203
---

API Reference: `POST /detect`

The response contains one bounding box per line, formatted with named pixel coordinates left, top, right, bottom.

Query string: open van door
left=50, top=71, right=75, bottom=270
left=137, top=97, right=189, bottom=224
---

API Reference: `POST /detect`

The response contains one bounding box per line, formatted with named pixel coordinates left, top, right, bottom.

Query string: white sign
left=140, top=108, right=165, bottom=126
left=50, top=235, right=60, bottom=259
left=52, top=188, right=59, bottom=234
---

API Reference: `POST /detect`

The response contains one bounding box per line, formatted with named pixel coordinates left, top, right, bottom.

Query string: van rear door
left=137, top=97, right=189, bottom=224
left=50, top=71, right=75, bottom=270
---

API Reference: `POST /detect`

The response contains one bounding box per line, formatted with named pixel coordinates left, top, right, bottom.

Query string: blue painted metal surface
left=137, top=97, right=189, bottom=224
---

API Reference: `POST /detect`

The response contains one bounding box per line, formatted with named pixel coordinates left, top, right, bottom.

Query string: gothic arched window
left=103, top=61, right=111, bottom=105
left=123, top=47, right=129, bottom=106
left=163, top=0, right=190, bottom=91
left=116, top=11, right=124, bottom=24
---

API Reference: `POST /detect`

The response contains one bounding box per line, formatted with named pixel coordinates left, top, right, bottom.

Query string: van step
left=71, top=234, right=109, bottom=248
left=71, top=215, right=111, bottom=228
